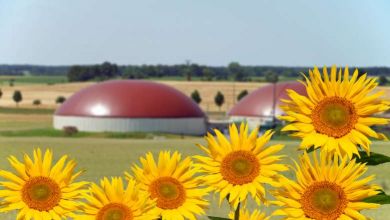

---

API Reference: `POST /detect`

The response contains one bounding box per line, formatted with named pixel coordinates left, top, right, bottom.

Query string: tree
left=214, top=91, right=225, bottom=111
left=13, top=90, right=22, bottom=107
left=33, top=99, right=41, bottom=107
left=67, top=65, right=90, bottom=82
left=98, top=61, right=119, bottom=80
left=191, top=90, right=202, bottom=104
left=123, top=66, right=145, bottom=79
left=264, top=71, right=279, bottom=83
left=190, top=64, right=202, bottom=78
left=183, top=60, right=192, bottom=81
left=56, top=96, right=66, bottom=104
left=237, top=90, right=248, bottom=101
left=357, top=68, right=367, bottom=78
left=9, top=79, right=14, bottom=87
left=379, top=75, right=388, bottom=86
left=228, top=62, right=245, bottom=81
left=67, top=62, right=119, bottom=82
left=202, top=68, right=215, bottom=81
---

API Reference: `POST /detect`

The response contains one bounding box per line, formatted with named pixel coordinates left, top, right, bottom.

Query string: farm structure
left=228, top=81, right=307, bottom=129
left=54, top=80, right=207, bottom=135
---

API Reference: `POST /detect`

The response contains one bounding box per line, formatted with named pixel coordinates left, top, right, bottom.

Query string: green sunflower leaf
left=208, top=216, right=231, bottom=220
left=354, top=151, right=390, bottom=165
left=306, top=145, right=319, bottom=153
left=363, top=191, right=390, bottom=204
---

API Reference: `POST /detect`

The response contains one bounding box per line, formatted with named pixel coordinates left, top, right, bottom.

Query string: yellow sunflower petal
left=272, top=152, right=380, bottom=220
left=0, top=148, right=87, bottom=218
left=195, top=123, right=287, bottom=209
left=279, top=66, right=389, bottom=158
left=128, top=151, right=209, bottom=220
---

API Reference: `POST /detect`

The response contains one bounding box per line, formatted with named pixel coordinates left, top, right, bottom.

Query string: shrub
left=32, top=99, right=41, bottom=107
left=56, top=96, right=66, bottom=104
left=13, top=90, right=22, bottom=107
left=214, top=91, right=225, bottom=110
left=62, top=126, right=78, bottom=136
left=379, top=75, right=388, bottom=86
left=237, top=90, right=248, bottom=101
left=191, top=90, right=202, bottom=104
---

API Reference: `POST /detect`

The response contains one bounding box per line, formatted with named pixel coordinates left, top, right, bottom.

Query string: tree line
left=65, top=62, right=390, bottom=83
left=67, top=62, right=120, bottom=82
left=0, top=65, right=69, bottom=75
left=1, top=63, right=389, bottom=84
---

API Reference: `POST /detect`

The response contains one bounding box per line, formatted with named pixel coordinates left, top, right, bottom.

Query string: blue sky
left=0, top=0, right=389, bottom=66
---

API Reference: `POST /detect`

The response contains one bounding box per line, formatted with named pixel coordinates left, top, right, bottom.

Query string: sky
left=0, top=0, right=389, bottom=66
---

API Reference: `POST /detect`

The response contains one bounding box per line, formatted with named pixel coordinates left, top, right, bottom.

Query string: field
left=0, top=80, right=266, bottom=112
left=0, top=138, right=389, bottom=219
left=1, top=77, right=390, bottom=113
left=0, top=75, right=67, bottom=85
left=0, top=76, right=389, bottom=219
left=0, top=109, right=388, bottom=219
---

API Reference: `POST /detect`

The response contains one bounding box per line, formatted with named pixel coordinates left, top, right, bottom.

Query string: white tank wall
left=53, top=116, right=206, bottom=135
left=229, top=116, right=273, bottom=130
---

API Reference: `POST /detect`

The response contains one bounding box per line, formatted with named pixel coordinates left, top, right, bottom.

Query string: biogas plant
left=54, top=80, right=310, bottom=135
left=53, top=80, right=207, bottom=135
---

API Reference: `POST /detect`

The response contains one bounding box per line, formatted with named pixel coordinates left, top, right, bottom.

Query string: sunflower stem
left=234, top=202, right=240, bottom=220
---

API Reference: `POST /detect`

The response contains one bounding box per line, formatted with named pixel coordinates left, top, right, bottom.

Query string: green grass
left=0, top=121, right=52, bottom=132
left=0, top=107, right=54, bottom=114
left=0, top=127, right=304, bottom=141
left=0, top=138, right=388, bottom=219
left=0, top=75, right=67, bottom=85
left=0, top=128, right=197, bottom=139
left=0, top=106, right=388, bottom=218
left=0, top=124, right=300, bottom=140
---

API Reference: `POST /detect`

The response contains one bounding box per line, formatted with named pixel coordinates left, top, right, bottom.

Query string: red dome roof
left=55, top=80, right=205, bottom=118
left=228, top=81, right=306, bottom=117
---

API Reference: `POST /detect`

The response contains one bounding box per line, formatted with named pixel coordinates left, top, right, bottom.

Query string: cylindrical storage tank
left=54, top=80, right=206, bottom=135
left=228, top=81, right=307, bottom=128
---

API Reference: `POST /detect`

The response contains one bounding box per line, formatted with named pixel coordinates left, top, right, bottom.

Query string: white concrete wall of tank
left=53, top=116, right=207, bottom=135
left=229, top=116, right=273, bottom=130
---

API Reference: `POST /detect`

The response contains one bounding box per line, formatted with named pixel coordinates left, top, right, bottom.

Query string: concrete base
left=53, top=116, right=207, bottom=135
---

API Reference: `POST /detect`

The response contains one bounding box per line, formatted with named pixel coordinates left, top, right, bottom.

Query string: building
left=228, top=81, right=306, bottom=129
left=54, top=80, right=206, bottom=135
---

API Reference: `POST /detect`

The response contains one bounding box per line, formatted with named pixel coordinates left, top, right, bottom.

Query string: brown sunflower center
left=21, top=176, right=61, bottom=211
left=149, top=176, right=186, bottom=209
left=312, top=97, right=357, bottom=138
left=220, top=150, right=260, bottom=185
left=301, top=181, right=347, bottom=220
left=97, top=203, right=133, bottom=220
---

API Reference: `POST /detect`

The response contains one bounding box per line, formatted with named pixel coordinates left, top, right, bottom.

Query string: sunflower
left=272, top=152, right=380, bottom=220
left=75, top=177, right=158, bottom=220
left=194, top=123, right=288, bottom=209
left=0, top=148, right=88, bottom=219
left=127, top=151, right=209, bottom=220
left=279, top=66, right=389, bottom=158
left=228, top=209, right=269, bottom=220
